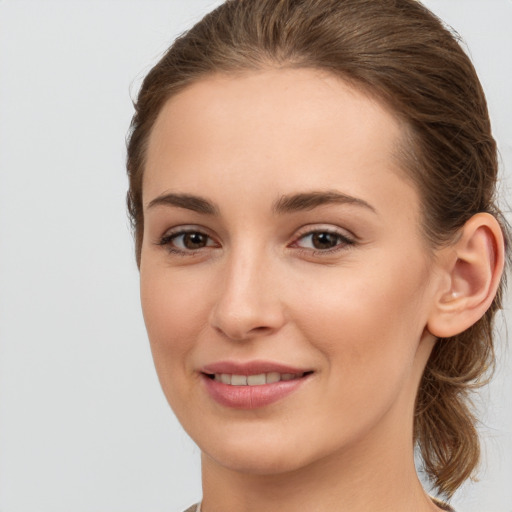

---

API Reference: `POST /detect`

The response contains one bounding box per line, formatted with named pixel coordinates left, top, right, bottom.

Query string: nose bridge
left=210, top=241, right=285, bottom=340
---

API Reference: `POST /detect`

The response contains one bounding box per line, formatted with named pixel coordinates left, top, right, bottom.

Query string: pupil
left=184, top=232, right=207, bottom=249
left=312, top=232, right=338, bottom=249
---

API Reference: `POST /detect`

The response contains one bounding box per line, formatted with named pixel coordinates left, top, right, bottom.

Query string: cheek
left=288, top=267, right=430, bottom=446
left=139, top=263, right=220, bottom=423
left=291, top=255, right=429, bottom=387
left=140, top=265, right=210, bottom=372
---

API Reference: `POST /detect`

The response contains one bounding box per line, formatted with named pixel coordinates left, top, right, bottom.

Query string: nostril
left=252, top=326, right=273, bottom=333
left=209, top=294, right=287, bottom=341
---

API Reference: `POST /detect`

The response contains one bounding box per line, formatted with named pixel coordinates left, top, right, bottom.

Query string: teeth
left=231, top=375, right=248, bottom=386
left=212, top=372, right=305, bottom=386
left=266, top=372, right=280, bottom=384
left=220, top=373, right=231, bottom=385
left=247, top=374, right=266, bottom=385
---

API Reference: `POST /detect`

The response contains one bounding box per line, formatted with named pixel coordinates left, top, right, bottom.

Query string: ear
left=427, top=213, right=505, bottom=338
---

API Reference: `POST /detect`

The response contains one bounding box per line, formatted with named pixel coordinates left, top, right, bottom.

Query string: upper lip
left=201, top=360, right=311, bottom=375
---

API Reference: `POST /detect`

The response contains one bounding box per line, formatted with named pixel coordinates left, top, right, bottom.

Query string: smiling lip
left=201, top=361, right=313, bottom=409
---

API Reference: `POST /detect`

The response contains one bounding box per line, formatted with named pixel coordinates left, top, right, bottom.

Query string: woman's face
left=140, top=69, right=441, bottom=474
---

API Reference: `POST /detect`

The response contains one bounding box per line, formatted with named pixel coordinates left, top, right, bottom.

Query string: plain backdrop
left=0, top=1, right=510, bottom=511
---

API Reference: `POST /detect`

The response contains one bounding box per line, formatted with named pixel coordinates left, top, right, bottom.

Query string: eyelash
left=157, top=229, right=219, bottom=255
left=156, top=227, right=356, bottom=256
left=290, top=228, right=355, bottom=255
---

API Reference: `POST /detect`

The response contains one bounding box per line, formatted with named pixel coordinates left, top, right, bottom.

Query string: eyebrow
left=273, top=191, right=376, bottom=215
left=146, top=190, right=376, bottom=216
left=147, top=193, right=219, bottom=215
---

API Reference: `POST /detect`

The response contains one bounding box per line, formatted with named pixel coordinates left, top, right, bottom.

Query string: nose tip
left=211, top=312, right=279, bottom=342
left=209, top=263, right=286, bottom=342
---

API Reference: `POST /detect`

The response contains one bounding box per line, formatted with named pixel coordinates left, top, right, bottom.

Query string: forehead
left=143, top=68, right=416, bottom=217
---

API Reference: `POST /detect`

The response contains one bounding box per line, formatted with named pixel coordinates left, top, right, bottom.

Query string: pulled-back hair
left=126, top=0, right=510, bottom=497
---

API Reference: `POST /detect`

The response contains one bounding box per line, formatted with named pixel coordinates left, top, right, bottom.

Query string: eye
left=292, top=229, right=354, bottom=252
left=158, top=229, right=218, bottom=253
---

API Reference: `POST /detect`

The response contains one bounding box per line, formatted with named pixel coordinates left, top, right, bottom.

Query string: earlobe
left=427, top=213, right=505, bottom=338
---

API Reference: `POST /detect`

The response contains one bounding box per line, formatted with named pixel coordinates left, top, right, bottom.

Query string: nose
left=209, top=249, right=287, bottom=342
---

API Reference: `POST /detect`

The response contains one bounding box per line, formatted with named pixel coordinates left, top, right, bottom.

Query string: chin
left=202, top=440, right=315, bottom=476
left=191, top=417, right=357, bottom=477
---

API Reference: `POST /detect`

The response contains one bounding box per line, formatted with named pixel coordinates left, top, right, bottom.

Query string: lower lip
left=202, top=374, right=310, bottom=409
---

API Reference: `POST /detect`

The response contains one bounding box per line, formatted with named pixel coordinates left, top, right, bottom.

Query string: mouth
left=204, top=371, right=312, bottom=386
left=200, top=362, right=314, bottom=409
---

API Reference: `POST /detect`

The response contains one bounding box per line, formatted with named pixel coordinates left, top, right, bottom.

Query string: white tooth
left=220, top=374, right=231, bottom=385
left=281, top=373, right=296, bottom=381
left=247, top=373, right=266, bottom=386
left=266, top=372, right=281, bottom=384
left=231, top=374, right=248, bottom=386
left=214, top=374, right=222, bottom=382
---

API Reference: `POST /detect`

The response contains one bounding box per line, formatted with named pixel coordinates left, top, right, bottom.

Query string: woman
left=126, top=1, right=509, bottom=510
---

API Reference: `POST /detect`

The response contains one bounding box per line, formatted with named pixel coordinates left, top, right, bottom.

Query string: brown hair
left=126, top=0, right=510, bottom=498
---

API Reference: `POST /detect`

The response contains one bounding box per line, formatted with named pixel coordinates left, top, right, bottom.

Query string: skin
left=140, top=68, right=449, bottom=512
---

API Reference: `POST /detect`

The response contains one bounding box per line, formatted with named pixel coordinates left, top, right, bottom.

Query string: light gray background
left=0, top=1, right=510, bottom=511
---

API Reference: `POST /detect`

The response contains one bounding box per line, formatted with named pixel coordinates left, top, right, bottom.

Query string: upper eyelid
left=156, top=225, right=217, bottom=246
left=157, top=229, right=220, bottom=256
left=291, top=232, right=354, bottom=249
left=292, top=224, right=356, bottom=241
left=160, top=225, right=213, bottom=238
